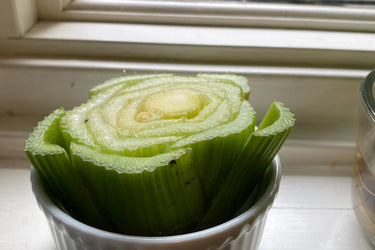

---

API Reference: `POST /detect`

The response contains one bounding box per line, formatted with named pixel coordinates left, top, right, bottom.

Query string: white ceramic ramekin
left=30, top=156, right=281, bottom=250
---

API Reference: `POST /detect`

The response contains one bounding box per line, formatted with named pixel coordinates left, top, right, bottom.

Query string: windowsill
left=21, top=21, right=375, bottom=51
left=1, top=21, right=375, bottom=67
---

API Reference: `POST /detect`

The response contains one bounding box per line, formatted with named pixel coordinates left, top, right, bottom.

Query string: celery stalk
left=199, top=101, right=295, bottom=228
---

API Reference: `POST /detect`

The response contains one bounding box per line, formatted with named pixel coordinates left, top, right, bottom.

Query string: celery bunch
left=25, top=74, right=294, bottom=236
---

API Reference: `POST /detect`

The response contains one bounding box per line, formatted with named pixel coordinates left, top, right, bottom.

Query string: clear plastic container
left=353, top=69, right=375, bottom=246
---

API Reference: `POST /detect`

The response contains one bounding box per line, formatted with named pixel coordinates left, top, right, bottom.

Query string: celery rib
left=199, top=101, right=295, bottom=228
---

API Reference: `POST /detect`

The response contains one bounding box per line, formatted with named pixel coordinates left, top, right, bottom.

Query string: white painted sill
left=21, top=21, right=375, bottom=51
left=2, top=21, right=375, bottom=68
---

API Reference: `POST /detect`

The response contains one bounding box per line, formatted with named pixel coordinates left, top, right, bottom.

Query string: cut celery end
left=25, top=73, right=294, bottom=236
left=25, top=108, right=67, bottom=155
left=255, top=101, right=295, bottom=136
left=60, top=74, right=254, bottom=158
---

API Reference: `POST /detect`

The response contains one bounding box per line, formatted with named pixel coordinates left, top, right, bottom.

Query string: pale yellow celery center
left=136, top=89, right=202, bottom=121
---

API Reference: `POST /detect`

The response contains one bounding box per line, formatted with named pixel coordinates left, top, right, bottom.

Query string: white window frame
left=35, top=0, right=375, bottom=32
left=1, top=0, right=375, bottom=69
left=0, top=3, right=371, bottom=249
left=2, top=0, right=375, bottom=59
left=0, top=0, right=37, bottom=38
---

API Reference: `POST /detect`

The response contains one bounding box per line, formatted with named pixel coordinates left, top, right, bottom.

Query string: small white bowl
left=30, top=156, right=281, bottom=250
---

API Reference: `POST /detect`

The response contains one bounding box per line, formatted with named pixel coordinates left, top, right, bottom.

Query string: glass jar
left=353, top=69, right=375, bottom=246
